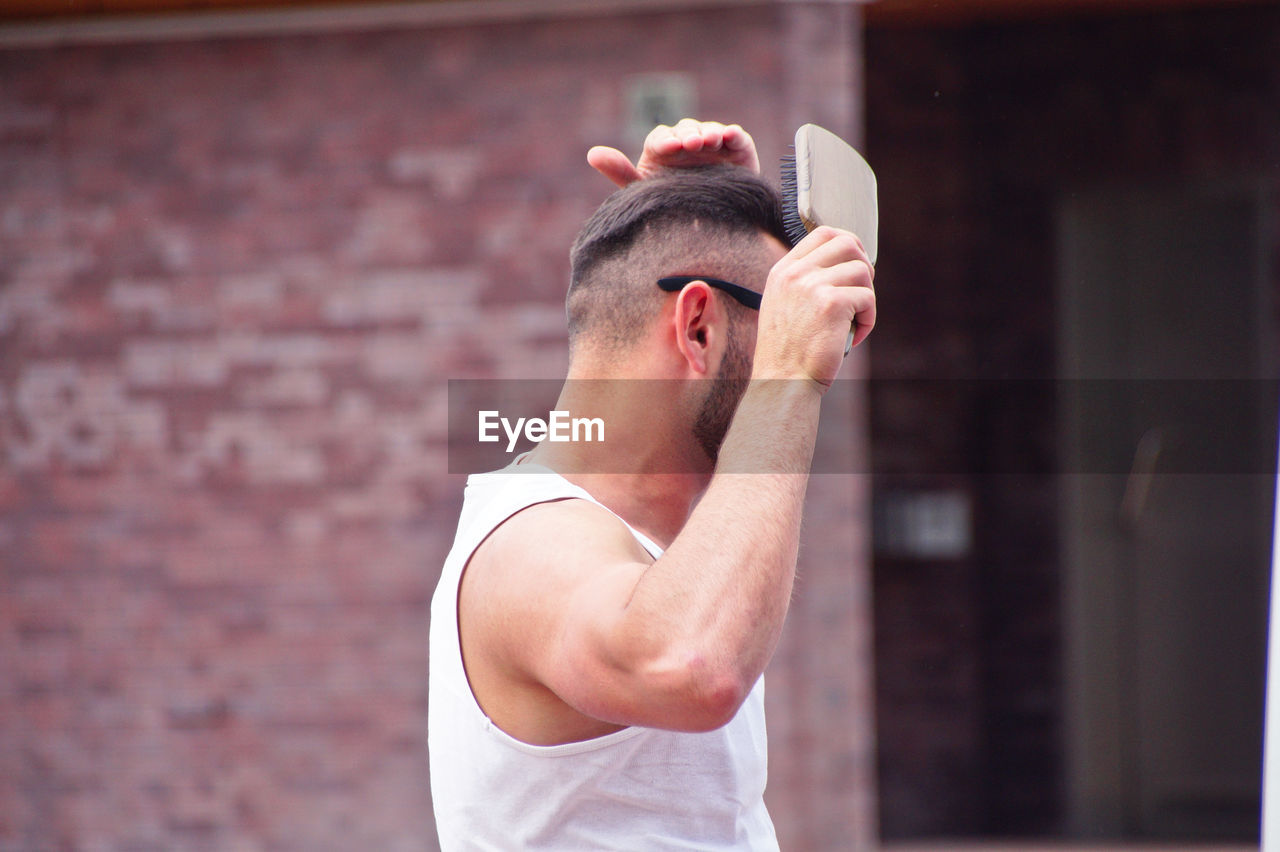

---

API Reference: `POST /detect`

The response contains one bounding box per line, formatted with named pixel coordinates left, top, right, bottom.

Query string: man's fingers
left=598, top=119, right=764, bottom=187
left=722, top=124, right=750, bottom=150
left=787, top=227, right=873, bottom=287
left=644, top=123, right=686, bottom=155
left=587, top=146, right=642, bottom=188
left=789, top=225, right=865, bottom=260
left=804, top=259, right=875, bottom=312
left=814, top=269, right=877, bottom=353
left=655, top=119, right=752, bottom=161
left=672, top=117, right=714, bottom=151
left=845, top=284, right=877, bottom=348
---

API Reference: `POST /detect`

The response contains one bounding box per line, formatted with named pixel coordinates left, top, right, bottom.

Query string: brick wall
left=865, top=4, right=1280, bottom=838
left=0, top=3, right=875, bottom=850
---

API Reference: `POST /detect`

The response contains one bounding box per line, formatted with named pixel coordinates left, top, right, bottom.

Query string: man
left=429, top=120, right=876, bottom=849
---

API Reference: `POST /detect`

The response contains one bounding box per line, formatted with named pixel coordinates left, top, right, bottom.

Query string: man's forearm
left=621, top=380, right=821, bottom=710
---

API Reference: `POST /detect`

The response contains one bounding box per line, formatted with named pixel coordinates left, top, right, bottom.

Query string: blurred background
left=1, top=0, right=1276, bottom=849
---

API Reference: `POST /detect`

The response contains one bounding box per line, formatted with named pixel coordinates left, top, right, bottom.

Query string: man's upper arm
left=460, top=498, right=664, bottom=727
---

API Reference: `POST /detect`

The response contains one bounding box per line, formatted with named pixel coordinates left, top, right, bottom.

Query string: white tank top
left=428, top=460, right=779, bottom=850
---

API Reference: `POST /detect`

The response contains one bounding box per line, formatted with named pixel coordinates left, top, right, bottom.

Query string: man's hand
left=588, top=118, right=761, bottom=188
left=752, top=226, right=877, bottom=391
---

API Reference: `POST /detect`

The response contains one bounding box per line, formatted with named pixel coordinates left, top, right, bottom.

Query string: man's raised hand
left=588, top=118, right=761, bottom=188
left=752, top=226, right=877, bottom=391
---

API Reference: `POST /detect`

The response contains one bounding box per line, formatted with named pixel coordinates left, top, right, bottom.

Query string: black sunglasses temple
left=657, top=276, right=762, bottom=311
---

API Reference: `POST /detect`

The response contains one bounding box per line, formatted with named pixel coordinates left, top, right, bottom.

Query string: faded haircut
left=566, top=165, right=789, bottom=353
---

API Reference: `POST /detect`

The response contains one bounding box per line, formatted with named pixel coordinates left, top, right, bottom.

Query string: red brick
left=0, top=5, right=875, bottom=849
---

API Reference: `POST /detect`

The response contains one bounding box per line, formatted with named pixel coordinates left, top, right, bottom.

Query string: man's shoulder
left=459, top=494, right=655, bottom=673
left=477, top=496, right=651, bottom=579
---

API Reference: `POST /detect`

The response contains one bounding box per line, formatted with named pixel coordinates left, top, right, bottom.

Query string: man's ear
left=672, top=280, right=718, bottom=375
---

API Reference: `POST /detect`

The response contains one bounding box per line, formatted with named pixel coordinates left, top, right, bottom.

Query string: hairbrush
left=780, top=123, right=878, bottom=354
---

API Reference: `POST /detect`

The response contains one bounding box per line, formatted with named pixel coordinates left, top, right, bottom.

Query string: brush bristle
left=779, top=152, right=810, bottom=248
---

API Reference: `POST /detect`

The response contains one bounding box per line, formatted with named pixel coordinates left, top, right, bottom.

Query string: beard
left=692, top=323, right=752, bottom=464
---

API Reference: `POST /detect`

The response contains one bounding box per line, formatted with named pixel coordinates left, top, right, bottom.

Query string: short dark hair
left=566, top=166, right=788, bottom=351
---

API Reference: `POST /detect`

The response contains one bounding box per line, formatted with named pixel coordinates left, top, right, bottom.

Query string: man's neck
left=523, top=370, right=713, bottom=548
